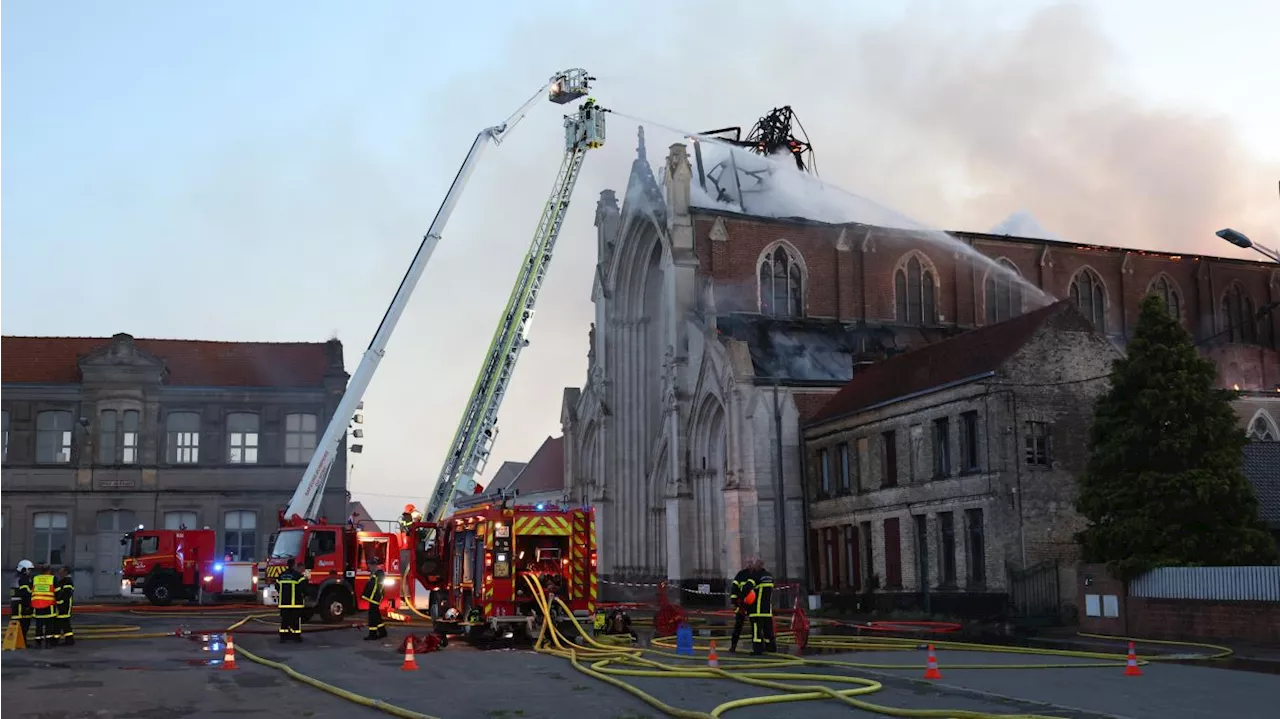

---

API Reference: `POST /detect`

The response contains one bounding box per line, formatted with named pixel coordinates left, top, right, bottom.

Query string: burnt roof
left=1243, top=442, right=1280, bottom=528
left=808, top=300, right=1079, bottom=425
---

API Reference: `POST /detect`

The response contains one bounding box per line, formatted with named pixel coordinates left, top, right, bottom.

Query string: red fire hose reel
left=653, top=582, right=687, bottom=636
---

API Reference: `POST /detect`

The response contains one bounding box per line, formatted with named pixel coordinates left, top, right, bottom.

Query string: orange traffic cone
left=401, top=639, right=419, bottom=671
left=923, top=644, right=942, bottom=679
left=707, top=639, right=720, bottom=668
left=1124, top=641, right=1143, bottom=676
left=222, top=635, right=238, bottom=670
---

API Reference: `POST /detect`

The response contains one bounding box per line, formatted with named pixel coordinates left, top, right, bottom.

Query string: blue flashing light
left=214, top=563, right=224, bottom=572
left=536, top=503, right=545, bottom=511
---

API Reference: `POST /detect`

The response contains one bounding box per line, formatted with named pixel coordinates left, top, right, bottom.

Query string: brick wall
left=1077, top=563, right=1280, bottom=643
left=691, top=210, right=1280, bottom=391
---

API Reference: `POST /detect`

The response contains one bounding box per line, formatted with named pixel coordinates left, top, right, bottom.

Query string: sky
left=3, top=0, right=1278, bottom=523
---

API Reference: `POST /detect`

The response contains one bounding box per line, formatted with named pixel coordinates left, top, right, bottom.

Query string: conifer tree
left=1076, top=294, right=1278, bottom=579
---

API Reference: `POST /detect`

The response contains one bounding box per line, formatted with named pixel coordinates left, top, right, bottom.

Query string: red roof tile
left=1, top=334, right=339, bottom=388
left=808, top=300, right=1079, bottom=425
left=507, top=436, right=565, bottom=495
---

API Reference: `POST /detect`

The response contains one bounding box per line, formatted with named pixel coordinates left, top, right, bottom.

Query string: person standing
left=361, top=559, right=387, bottom=641
left=276, top=559, right=305, bottom=643
left=10, top=560, right=34, bottom=643
left=54, top=566, right=75, bottom=646
left=746, top=559, right=776, bottom=656
left=728, top=558, right=757, bottom=653
left=29, top=564, right=58, bottom=649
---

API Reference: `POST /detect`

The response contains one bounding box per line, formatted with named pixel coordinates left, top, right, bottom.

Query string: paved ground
left=4, top=611, right=1278, bottom=719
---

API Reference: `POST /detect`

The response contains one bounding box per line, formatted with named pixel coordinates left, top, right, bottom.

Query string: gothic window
left=1069, top=268, right=1106, bottom=330
left=1148, top=275, right=1182, bottom=320
left=1220, top=283, right=1258, bottom=345
left=1248, top=413, right=1277, bottom=441
left=894, top=254, right=937, bottom=325
left=759, top=245, right=803, bottom=317
left=984, top=259, right=1024, bottom=325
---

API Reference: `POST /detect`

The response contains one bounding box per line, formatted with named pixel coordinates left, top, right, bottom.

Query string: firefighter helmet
left=16, top=559, right=34, bottom=571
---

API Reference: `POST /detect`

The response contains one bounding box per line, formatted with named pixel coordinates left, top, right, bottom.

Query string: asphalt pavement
left=3, top=610, right=1278, bottom=719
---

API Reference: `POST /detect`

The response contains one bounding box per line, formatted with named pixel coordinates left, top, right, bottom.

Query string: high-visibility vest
left=361, top=571, right=384, bottom=603
left=748, top=573, right=774, bottom=618
left=31, top=573, right=57, bottom=614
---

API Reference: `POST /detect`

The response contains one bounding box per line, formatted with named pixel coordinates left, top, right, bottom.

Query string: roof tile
left=808, top=300, right=1079, bottom=425
left=507, top=437, right=565, bottom=495
left=2, top=335, right=338, bottom=388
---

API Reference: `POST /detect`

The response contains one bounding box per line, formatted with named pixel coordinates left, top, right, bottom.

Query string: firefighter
left=29, top=563, right=58, bottom=648
left=361, top=559, right=387, bottom=641
left=276, top=559, right=304, bottom=643
left=728, top=557, right=758, bottom=653
left=399, top=505, right=416, bottom=537
left=54, top=566, right=75, bottom=646
left=10, top=560, right=34, bottom=641
left=745, top=559, right=776, bottom=656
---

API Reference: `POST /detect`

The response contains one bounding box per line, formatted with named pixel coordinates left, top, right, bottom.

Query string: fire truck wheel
left=317, top=589, right=350, bottom=624
left=146, top=577, right=175, bottom=606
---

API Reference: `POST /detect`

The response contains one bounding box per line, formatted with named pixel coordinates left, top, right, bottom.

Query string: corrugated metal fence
left=1129, top=566, right=1280, bottom=601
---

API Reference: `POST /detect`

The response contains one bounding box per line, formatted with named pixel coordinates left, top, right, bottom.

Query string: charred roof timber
left=689, top=106, right=818, bottom=212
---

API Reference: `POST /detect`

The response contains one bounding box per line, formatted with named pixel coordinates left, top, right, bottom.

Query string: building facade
left=560, top=130, right=1280, bottom=598
left=1, top=333, right=349, bottom=596
left=803, top=302, right=1118, bottom=617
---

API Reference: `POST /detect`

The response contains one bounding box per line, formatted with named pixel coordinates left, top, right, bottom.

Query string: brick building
left=803, top=301, right=1118, bottom=617
left=560, top=130, right=1280, bottom=597
left=1, top=333, right=349, bottom=596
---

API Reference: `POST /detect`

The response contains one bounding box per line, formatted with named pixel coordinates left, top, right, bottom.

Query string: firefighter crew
left=29, top=563, right=58, bottom=648
left=399, top=505, right=416, bottom=537
left=276, top=559, right=305, bottom=643
left=10, top=559, right=34, bottom=641
left=54, top=566, right=75, bottom=646
left=745, top=559, right=776, bottom=656
left=361, top=559, right=387, bottom=641
left=728, top=557, right=758, bottom=653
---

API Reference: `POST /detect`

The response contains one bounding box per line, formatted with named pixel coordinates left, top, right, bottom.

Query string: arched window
left=1248, top=413, right=1277, bottom=441
left=1069, top=269, right=1106, bottom=330
left=984, top=259, right=1024, bottom=325
left=1147, top=275, right=1181, bottom=320
left=759, top=245, right=803, bottom=317
left=1220, top=283, right=1258, bottom=345
left=894, top=254, right=937, bottom=325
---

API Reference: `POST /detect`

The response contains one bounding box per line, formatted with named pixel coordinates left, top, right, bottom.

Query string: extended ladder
left=423, top=99, right=607, bottom=521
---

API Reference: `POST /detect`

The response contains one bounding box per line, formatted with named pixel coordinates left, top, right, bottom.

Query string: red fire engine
left=406, top=492, right=597, bottom=634
left=121, top=528, right=257, bottom=605
left=259, top=521, right=406, bottom=623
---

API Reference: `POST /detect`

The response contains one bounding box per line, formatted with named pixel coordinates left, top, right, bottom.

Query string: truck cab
left=260, top=523, right=404, bottom=623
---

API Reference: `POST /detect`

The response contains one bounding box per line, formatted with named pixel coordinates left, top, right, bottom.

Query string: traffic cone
left=707, top=639, right=719, bottom=668
left=222, top=635, right=238, bottom=670
left=1124, top=641, right=1143, bottom=677
left=401, top=638, right=419, bottom=671
left=923, top=644, right=942, bottom=679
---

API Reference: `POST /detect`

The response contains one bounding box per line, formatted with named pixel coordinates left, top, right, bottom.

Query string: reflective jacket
left=361, top=569, right=384, bottom=604
left=276, top=569, right=305, bottom=609
left=748, top=570, right=774, bottom=618
left=55, top=575, right=75, bottom=618
left=30, top=572, right=57, bottom=616
left=729, top=568, right=756, bottom=608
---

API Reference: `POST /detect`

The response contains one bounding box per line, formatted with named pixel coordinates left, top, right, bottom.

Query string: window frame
left=880, top=430, right=898, bottom=488
left=1068, top=268, right=1107, bottom=330
left=223, top=510, right=258, bottom=561
left=959, top=411, right=980, bottom=473
left=1148, top=275, right=1181, bottom=321
left=1024, top=421, right=1052, bottom=467
left=226, top=412, right=261, bottom=465
left=1, top=410, right=9, bottom=463
left=894, top=254, right=938, bottom=325
left=33, top=511, right=70, bottom=565
left=36, top=410, right=74, bottom=465
left=758, top=245, right=804, bottom=318
left=932, top=417, right=951, bottom=478
left=965, top=508, right=986, bottom=587
left=164, top=511, right=200, bottom=530
left=284, top=412, right=319, bottom=465
left=837, top=442, right=852, bottom=495
left=984, top=259, right=1024, bottom=325
left=166, top=411, right=201, bottom=465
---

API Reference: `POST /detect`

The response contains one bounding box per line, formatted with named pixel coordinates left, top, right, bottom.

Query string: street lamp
left=1217, top=228, right=1280, bottom=263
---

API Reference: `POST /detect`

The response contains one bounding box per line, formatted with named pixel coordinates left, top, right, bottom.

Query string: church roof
left=808, top=300, right=1077, bottom=424
left=505, top=436, right=564, bottom=495
left=1243, top=442, right=1280, bottom=528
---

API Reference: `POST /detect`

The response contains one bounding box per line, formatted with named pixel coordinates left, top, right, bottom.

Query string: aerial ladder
left=276, top=68, right=598, bottom=528
left=422, top=96, right=607, bottom=521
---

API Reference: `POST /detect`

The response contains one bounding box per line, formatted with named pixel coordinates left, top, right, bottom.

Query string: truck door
left=305, top=529, right=341, bottom=586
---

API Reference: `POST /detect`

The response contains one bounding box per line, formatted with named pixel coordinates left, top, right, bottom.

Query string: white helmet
left=16, top=560, right=34, bottom=571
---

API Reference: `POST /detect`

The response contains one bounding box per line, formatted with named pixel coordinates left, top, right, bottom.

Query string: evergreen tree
left=1077, top=294, right=1278, bottom=579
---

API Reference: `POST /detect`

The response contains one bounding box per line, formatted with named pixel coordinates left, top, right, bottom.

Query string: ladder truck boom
left=280, top=68, right=596, bottom=525
left=423, top=98, right=608, bottom=522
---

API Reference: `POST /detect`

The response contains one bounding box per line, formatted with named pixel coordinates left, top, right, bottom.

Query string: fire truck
left=405, top=491, right=597, bottom=633
left=258, top=68, right=605, bottom=627
left=121, top=527, right=257, bottom=606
